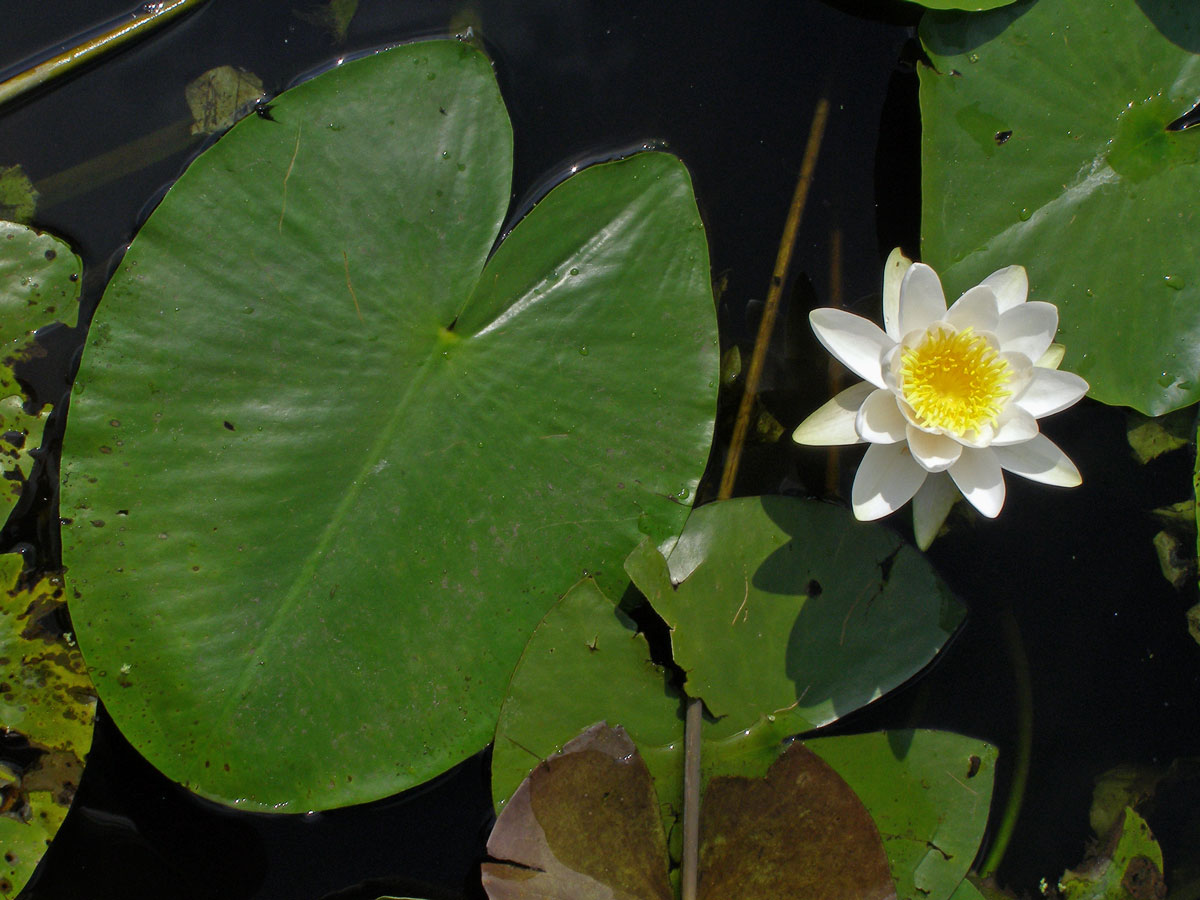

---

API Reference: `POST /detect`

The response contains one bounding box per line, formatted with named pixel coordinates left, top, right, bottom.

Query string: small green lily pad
left=625, top=496, right=963, bottom=740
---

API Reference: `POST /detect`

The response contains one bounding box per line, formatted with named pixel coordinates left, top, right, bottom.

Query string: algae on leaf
left=1057, top=808, right=1165, bottom=900
left=0, top=554, right=97, bottom=899
left=61, top=39, right=717, bottom=811
left=1, top=220, right=81, bottom=524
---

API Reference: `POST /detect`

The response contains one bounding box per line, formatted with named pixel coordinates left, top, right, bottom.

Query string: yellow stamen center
left=900, top=326, right=1012, bottom=436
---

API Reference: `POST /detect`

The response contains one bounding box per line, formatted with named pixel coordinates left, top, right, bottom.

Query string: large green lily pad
left=1, top=220, right=80, bottom=524
left=60, top=39, right=717, bottom=811
left=1, top=554, right=96, bottom=898
left=920, top=0, right=1200, bottom=414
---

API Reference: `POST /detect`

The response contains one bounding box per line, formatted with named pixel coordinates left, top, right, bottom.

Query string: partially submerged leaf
left=698, top=741, right=896, bottom=900
left=0, top=554, right=97, bottom=898
left=1, top=220, right=81, bottom=523
left=185, top=65, right=266, bottom=134
left=295, top=0, right=359, bottom=43
left=483, top=723, right=673, bottom=900
left=1152, top=529, right=1194, bottom=590
left=1058, top=808, right=1165, bottom=900
left=1126, top=410, right=1193, bottom=465
left=0, top=167, right=38, bottom=223
left=1090, top=765, right=1163, bottom=840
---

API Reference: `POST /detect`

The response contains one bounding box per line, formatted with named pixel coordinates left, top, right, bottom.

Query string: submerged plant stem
left=679, top=96, right=831, bottom=895
left=977, top=606, right=1033, bottom=878
left=34, top=119, right=197, bottom=211
left=681, top=697, right=703, bottom=900
left=718, top=97, right=829, bottom=499
left=0, top=0, right=209, bottom=109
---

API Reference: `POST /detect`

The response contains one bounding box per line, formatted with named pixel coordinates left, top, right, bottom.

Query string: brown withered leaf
left=484, top=724, right=895, bottom=900
left=699, top=741, right=897, bottom=900
left=483, top=723, right=672, bottom=900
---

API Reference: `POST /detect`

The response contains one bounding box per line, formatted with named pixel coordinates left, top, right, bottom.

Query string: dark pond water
left=2, top=1, right=1198, bottom=898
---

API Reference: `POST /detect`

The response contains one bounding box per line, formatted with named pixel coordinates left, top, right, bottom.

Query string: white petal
left=882, top=343, right=904, bottom=392
left=996, top=301, right=1058, bottom=363
left=793, top=381, right=874, bottom=445
left=882, top=247, right=913, bottom=341
left=851, top=442, right=928, bottom=521
left=956, top=420, right=997, bottom=449
left=912, top=472, right=959, bottom=550
left=1013, top=368, right=1089, bottom=418
left=979, top=265, right=1029, bottom=312
left=856, top=389, right=908, bottom=443
left=1001, top=351, right=1034, bottom=402
left=906, top=425, right=963, bottom=472
left=991, top=406, right=1039, bottom=446
left=1036, top=343, right=1066, bottom=369
left=992, top=433, right=1082, bottom=487
left=809, top=308, right=892, bottom=389
left=949, top=448, right=1006, bottom=518
left=946, top=285, right=999, bottom=333
left=898, top=263, right=947, bottom=335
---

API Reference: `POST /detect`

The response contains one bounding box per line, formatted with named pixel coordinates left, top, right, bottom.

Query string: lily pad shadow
left=753, top=495, right=963, bottom=726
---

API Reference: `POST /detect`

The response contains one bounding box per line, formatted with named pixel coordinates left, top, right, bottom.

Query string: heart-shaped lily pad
left=919, top=0, right=1200, bottom=414
left=625, top=496, right=963, bottom=741
left=60, top=39, right=717, bottom=811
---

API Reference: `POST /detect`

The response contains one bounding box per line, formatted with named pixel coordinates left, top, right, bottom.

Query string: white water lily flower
left=793, top=249, right=1088, bottom=548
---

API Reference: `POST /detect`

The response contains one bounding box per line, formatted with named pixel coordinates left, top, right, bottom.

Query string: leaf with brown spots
left=0, top=553, right=96, bottom=897
left=0, top=221, right=81, bottom=524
